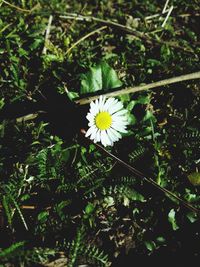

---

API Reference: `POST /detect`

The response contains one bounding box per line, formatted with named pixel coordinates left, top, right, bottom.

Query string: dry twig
left=42, top=15, right=53, bottom=55
left=1, top=0, right=38, bottom=13
left=75, top=71, right=200, bottom=105
left=66, top=26, right=107, bottom=55
left=81, top=129, right=200, bottom=215
left=60, top=13, right=194, bottom=53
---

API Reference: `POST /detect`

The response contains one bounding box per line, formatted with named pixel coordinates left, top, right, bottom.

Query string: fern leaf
left=129, top=146, right=147, bottom=163
left=2, top=195, right=12, bottom=226
left=84, top=245, right=111, bottom=267
left=68, top=226, right=85, bottom=267
left=0, top=241, right=25, bottom=260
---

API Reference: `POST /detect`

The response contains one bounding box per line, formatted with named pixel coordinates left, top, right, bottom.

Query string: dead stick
left=66, top=26, right=107, bottom=55
left=14, top=71, right=200, bottom=122
left=60, top=13, right=146, bottom=40
left=81, top=130, right=200, bottom=215
left=60, top=13, right=193, bottom=53
left=16, top=111, right=46, bottom=123
left=2, top=0, right=33, bottom=13
left=0, top=204, right=51, bottom=210
left=75, top=71, right=200, bottom=105
left=42, top=15, right=53, bottom=55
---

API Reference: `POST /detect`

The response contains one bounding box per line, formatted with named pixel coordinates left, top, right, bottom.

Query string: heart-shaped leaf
left=80, top=61, right=122, bottom=94
left=188, top=172, right=200, bottom=186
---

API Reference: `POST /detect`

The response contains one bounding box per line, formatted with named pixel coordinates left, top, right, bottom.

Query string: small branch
left=66, top=26, right=107, bottom=55
left=14, top=71, right=200, bottom=123
left=60, top=13, right=148, bottom=40
left=0, top=22, right=12, bottom=34
left=0, top=204, right=51, bottom=211
left=81, top=130, right=200, bottom=215
left=2, top=0, right=32, bottom=13
left=42, top=15, right=53, bottom=55
left=162, top=0, right=171, bottom=13
left=60, top=13, right=194, bottom=53
left=162, top=5, right=174, bottom=28
left=75, top=71, right=200, bottom=105
left=16, top=111, right=46, bottom=123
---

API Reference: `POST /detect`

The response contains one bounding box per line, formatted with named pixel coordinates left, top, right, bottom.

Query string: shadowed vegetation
left=0, top=0, right=200, bottom=266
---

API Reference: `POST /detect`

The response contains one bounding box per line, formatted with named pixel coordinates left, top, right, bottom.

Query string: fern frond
left=179, top=130, right=200, bottom=148
left=83, top=245, right=111, bottom=267
left=2, top=195, right=12, bottom=226
left=9, top=194, right=28, bottom=230
left=113, top=176, right=137, bottom=186
left=102, top=185, right=145, bottom=203
left=56, top=182, right=76, bottom=194
left=128, top=146, right=147, bottom=163
left=84, top=178, right=105, bottom=196
left=0, top=241, right=25, bottom=261
left=77, top=164, right=99, bottom=183
left=36, top=148, right=49, bottom=179
left=169, top=129, right=200, bottom=145
left=67, top=226, right=85, bottom=267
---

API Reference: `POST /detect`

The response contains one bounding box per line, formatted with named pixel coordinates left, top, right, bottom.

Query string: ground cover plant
left=0, top=0, right=200, bottom=266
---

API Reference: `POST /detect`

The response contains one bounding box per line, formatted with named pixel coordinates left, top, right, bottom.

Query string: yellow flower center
left=95, top=112, right=112, bottom=130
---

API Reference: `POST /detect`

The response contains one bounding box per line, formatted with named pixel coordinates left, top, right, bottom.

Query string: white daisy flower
left=85, top=95, right=129, bottom=147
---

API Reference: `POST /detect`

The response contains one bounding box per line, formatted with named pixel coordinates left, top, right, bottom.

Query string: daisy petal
left=112, top=115, right=128, bottom=123
left=109, top=127, right=122, bottom=140
left=103, top=97, right=116, bottom=111
left=99, top=95, right=106, bottom=111
left=85, top=125, right=97, bottom=137
left=100, top=130, right=112, bottom=147
left=108, top=101, right=123, bottom=114
left=88, top=120, right=95, bottom=127
left=90, top=101, right=99, bottom=115
left=90, top=127, right=99, bottom=140
left=86, top=113, right=95, bottom=122
left=112, top=123, right=128, bottom=133
left=107, top=128, right=118, bottom=142
left=113, top=109, right=128, bottom=116
left=95, top=130, right=101, bottom=142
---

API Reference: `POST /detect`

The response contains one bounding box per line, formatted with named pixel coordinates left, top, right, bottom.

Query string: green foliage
left=0, top=245, right=56, bottom=266
left=168, top=209, right=179, bottom=231
left=102, top=185, right=145, bottom=205
left=128, top=145, right=147, bottom=163
left=68, top=226, right=85, bottom=267
left=0, top=0, right=200, bottom=265
left=67, top=226, right=111, bottom=267
left=36, top=148, right=49, bottom=179
left=187, top=172, right=200, bottom=186
left=0, top=98, right=5, bottom=109
left=80, top=61, right=122, bottom=94
left=83, top=245, right=111, bottom=267
left=0, top=242, right=25, bottom=261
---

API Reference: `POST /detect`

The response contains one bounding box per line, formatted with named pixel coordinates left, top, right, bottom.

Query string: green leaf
left=101, top=61, right=122, bottom=90
left=0, top=241, right=25, bottom=259
left=85, top=203, right=95, bottom=214
left=67, top=91, right=80, bottom=100
left=0, top=98, right=5, bottom=109
left=2, top=195, right=12, bottom=226
left=186, top=212, right=198, bottom=223
left=144, top=240, right=156, bottom=251
left=168, top=209, right=179, bottom=231
left=188, top=172, right=200, bottom=186
left=61, top=149, right=70, bottom=162
left=184, top=189, right=200, bottom=202
left=156, top=236, right=166, bottom=244
left=80, top=61, right=122, bottom=94
left=146, top=59, right=161, bottom=67
left=38, top=211, right=49, bottom=223
left=129, top=189, right=145, bottom=202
